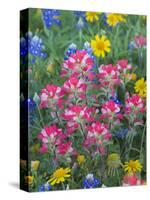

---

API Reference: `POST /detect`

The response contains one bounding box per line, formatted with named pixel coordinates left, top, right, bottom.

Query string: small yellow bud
left=131, top=73, right=137, bottom=81
left=31, top=144, right=40, bottom=153
left=24, top=176, right=33, bottom=185
left=47, top=63, right=55, bottom=73
left=31, top=160, right=40, bottom=171
left=77, top=155, right=85, bottom=165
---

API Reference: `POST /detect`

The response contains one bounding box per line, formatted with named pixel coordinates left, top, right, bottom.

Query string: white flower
left=86, top=174, right=94, bottom=181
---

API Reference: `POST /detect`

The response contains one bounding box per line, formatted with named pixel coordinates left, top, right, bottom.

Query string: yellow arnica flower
left=48, top=168, right=71, bottom=186
left=107, top=14, right=126, bottom=27
left=86, top=12, right=100, bottom=23
left=77, top=154, right=85, bottom=165
left=124, top=160, right=142, bottom=173
left=91, top=35, right=111, bottom=58
left=24, top=176, right=33, bottom=185
left=134, top=78, right=146, bottom=98
left=107, top=153, right=121, bottom=169
left=31, top=160, right=40, bottom=171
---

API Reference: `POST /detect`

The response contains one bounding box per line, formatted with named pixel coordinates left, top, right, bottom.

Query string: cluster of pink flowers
left=125, top=94, right=145, bottom=114
left=62, top=105, right=95, bottom=134
left=125, top=94, right=145, bottom=123
left=100, top=100, right=123, bottom=121
left=38, top=125, right=64, bottom=153
left=117, top=59, right=132, bottom=74
left=38, top=125, right=73, bottom=156
left=39, top=84, right=64, bottom=109
left=98, top=64, right=120, bottom=87
left=96, top=60, right=134, bottom=96
left=37, top=49, right=146, bottom=159
left=62, top=105, right=94, bottom=122
left=85, top=121, right=112, bottom=155
left=122, top=174, right=145, bottom=186
left=116, top=59, right=134, bottom=84
left=56, top=141, right=73, bottom=155
left=63, top=76, right=87, bottom=100
left=61, top=50, right=94, bottom=80
left=134, top=35, right=146, bottom=48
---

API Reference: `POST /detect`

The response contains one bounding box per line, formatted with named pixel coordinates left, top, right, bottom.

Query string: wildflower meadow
left=20, top=9, right=147, bottom=192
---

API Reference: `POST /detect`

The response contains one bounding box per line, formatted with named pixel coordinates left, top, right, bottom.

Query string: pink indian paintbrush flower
left=63, top=76, right=87, bottom=99
left=38, top=125, right=64, bottom=153
left=56, top=141, right=73, bottom=155
left=97, top=64, right=121, bottom=96
left=124, top=93, right=145, bottom=124
left=100, top=100, right=123, bottom=121
left=122, top=174, right=145, bottom=186
left=39, top=84, right=65, bottom=109
left=61, top=50, right=94, bottom=78
left=134, top=35, right=146, bottom=47
left=117, top=59, right=132, bottom=73
left=84, top=121, right=112, bottom=155
left=125, top=94, right=145, bottom=115
left=61, top=105, right=95, bottom=134
left=62, top=105, right=95, bottom=123
left=98, top=64, right=120, bottom=86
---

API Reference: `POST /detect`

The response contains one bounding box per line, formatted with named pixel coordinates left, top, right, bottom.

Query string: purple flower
left=42, top=9, right=61, bottom=28
left=83, top=174, right=100, bottom=188
left=20, top=32, right=47, bottom=58
left=74, top=11, right=86, bottom=29
left=115, top=128, right=129, bottom=139
left=38, top=183, right=51, bottom=192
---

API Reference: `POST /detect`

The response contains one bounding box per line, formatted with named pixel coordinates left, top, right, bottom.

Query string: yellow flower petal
left=91, top=35, right=111, bottom=58
left=48, top=167, right=71, bottom=186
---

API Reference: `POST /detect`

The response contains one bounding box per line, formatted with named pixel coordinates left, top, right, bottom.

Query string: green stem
left=36, top=103, right=45, bottom=127
left=121, top=147, right=140, bottom=158
left=32, top=118, right=42, bottom=128
left=79, top=122, right=85, bottom=140
left=116, top=169, right=121, bottom=186
left=127, top=134, right=134, bottom=160
left=100, top=156, right=105, bottom=180
left=97, top=20, right=100, bottom=34
left=79, top=29, right=83, bottom=47
left=140, top=123, right=146, bottom=161
left=29, top=125, right=41, bottom=131
left=61, top=182, right=66, bottom=190
left=113, top=25, right=120, bottom=61
left=96, top=57, right=100, bottom=73
left=138, top=47, right=142, bottom=68
left=56, top=111, right=63, bottom=126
